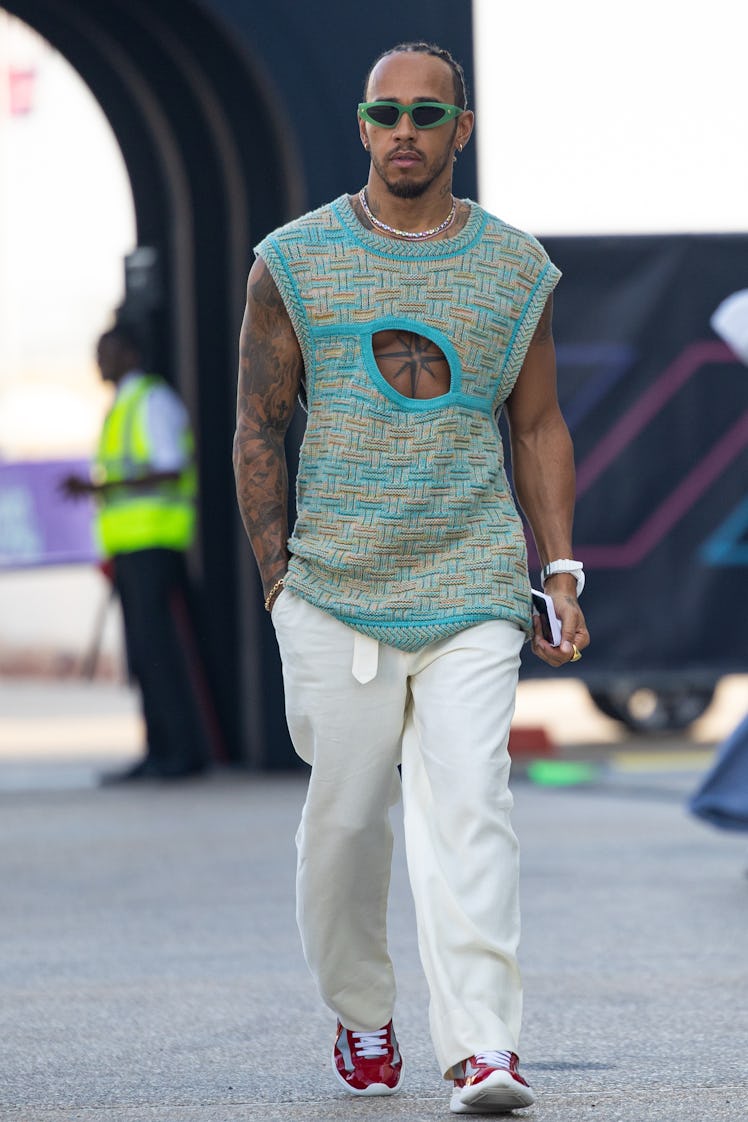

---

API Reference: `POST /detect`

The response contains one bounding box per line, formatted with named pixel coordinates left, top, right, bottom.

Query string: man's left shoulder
left=259, top=198, right=342, bottom=249
left=472, top=202, right=553, bottom=265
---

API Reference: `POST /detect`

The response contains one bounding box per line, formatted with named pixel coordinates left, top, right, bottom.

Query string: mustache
left=389, top=146, right=423, bottom=158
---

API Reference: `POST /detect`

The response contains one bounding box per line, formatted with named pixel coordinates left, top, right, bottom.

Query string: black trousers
left=113, top=548, right=211, bottom=773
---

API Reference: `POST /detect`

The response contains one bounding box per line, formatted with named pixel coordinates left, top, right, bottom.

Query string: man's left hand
left=531, top=594, right=589, bottom=668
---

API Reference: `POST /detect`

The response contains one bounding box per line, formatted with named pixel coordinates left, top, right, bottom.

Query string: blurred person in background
left=689, top=289, right=748, bottom=841
left=62, top=322, right=212, bottom=782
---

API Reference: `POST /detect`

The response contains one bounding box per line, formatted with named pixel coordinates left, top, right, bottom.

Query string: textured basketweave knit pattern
left=256, top=196, right=560, bottom=651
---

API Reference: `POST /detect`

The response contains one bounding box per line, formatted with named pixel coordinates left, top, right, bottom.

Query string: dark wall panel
left=205, top=0, right=478, bottom=218
left=520, top=233, right=748, bottom=689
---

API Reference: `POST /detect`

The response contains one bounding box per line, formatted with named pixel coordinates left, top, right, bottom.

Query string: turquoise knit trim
left=255, top=236, right=318, bottom=397
left=494, top=260, right=561, bottom=407
left=500, top=262, right=553, bottom=377
left=337, top=613, right=529, bottom=653
left=361, top=318, right=464, bottom=413
left=283, top=578, right=531, bottom=652
left=331, top=194, right=489, bottom=260
left=256, top=236, right=311, bottom=351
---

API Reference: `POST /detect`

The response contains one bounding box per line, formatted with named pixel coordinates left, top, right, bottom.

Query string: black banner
left=519, top=233, right=748, bottom=692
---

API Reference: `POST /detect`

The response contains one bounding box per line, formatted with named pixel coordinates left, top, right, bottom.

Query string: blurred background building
left=0, top=0, right=746, bottom=768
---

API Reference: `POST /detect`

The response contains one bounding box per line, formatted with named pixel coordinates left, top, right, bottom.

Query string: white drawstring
left=352, top=1027, right=389, bottom=1058
left=474, top=1050, right=513, bottom=1069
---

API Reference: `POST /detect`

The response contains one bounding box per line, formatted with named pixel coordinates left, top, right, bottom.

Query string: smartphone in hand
left=531, top=588, right=562, bottom=647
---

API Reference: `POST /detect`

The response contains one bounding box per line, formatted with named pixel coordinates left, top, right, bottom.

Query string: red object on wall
left=8, top=67, right=36, bottom=115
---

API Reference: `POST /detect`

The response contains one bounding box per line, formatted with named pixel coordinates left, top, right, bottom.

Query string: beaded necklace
left=358, top=188, right=456, bottom=241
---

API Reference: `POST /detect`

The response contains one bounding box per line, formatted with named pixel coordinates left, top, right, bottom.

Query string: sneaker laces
left=352, top=1027, right=389, bottom=1058
left=474, top=1050, right=513, bottom=1070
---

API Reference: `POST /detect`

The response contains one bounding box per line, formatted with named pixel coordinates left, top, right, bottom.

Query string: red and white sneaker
left=450, top=1050, right=534, bottom=1114
left=332, top=1019, right=404, bottom=1096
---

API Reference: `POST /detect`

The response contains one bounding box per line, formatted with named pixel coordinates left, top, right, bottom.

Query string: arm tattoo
left=233, top=263, right=303, bottom=594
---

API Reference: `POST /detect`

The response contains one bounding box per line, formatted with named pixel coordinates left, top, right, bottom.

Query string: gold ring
left=571, top=644, right=582, bottom=662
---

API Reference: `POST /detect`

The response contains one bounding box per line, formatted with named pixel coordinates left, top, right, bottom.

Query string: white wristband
left=540, top=559, right=585, bottom=597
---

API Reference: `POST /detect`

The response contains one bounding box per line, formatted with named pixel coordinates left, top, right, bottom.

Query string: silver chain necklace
left=358, top=188, right=456, bottom=241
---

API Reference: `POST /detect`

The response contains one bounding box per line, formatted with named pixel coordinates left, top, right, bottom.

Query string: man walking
left=234, top=42, right=589, bottom=1114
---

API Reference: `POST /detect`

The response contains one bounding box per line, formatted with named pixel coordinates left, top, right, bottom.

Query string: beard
left=386, top=179, right=429, bottom=199
left=371, top=137, right=455, bottom=199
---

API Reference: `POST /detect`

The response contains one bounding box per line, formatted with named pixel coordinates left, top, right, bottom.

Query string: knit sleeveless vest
left=255, top=195, right=560, bottom=651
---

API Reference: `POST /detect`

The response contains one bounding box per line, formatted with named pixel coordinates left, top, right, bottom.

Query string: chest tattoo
left=372, top=331, right=450, bottom=399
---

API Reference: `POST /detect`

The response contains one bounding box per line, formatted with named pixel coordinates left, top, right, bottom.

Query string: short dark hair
left=363, top=42, right=468, bottom=110
left=100, top=321, right=144, bottom=358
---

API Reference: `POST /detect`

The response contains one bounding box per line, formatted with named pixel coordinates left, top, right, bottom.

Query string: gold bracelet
left=264, top=577, right=285, bottom=613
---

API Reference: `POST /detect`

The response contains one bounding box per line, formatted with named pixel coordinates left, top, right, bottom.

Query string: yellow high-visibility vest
left=94, top=374, right=197, bottom=556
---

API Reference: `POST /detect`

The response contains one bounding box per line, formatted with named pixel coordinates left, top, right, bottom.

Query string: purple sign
left=0, top=459, right=100, bottom=569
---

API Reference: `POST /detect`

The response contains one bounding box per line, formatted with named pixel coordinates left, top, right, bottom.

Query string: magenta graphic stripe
left=576, top=341, right=734, bottom=497
left=577, top=410, right=748, bottom=567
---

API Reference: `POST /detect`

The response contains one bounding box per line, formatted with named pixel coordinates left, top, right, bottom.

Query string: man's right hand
left=59, top=474, right=92, bottom=499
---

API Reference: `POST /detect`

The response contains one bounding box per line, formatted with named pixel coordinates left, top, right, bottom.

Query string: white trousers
left=271, top=589, right=526, bottom=1078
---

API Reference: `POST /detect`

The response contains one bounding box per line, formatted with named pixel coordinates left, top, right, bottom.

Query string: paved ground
left=1, top=681, right=747, bottom=1121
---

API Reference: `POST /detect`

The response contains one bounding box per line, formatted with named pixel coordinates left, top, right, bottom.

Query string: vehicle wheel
left=588, top=684, right=716, bottom=733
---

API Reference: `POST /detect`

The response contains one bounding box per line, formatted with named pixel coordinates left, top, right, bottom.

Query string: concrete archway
left=3, top=0, right=302, bottom=764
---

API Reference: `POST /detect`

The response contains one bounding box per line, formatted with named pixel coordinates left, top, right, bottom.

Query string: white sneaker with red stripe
left=332, top=1019, right=404, bottom=1095
left=450, top=1050, right=534, bottom=1113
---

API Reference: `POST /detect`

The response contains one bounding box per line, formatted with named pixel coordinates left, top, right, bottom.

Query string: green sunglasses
left=358, top=100, right=463, bottom=129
